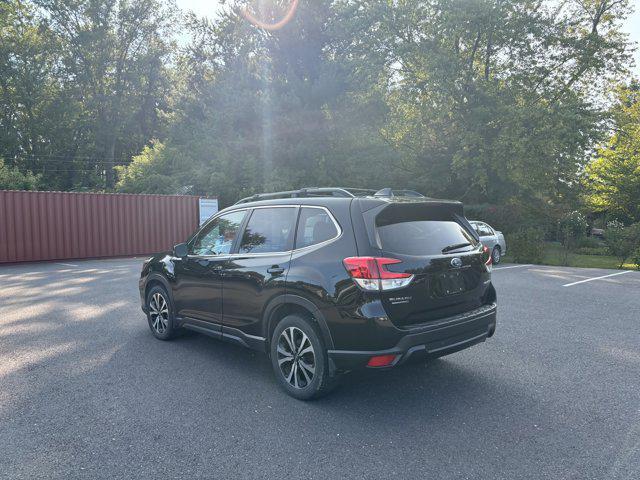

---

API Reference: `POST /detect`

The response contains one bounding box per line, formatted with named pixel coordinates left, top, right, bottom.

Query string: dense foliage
left=0, top=158, right=40, bottom=190
left=507, top=228, right=545, bottom=264
left=584, top=82, right=640, bottom=224
left=603, top=220, right=640, bottom=268
left=1, top=0, right=636, bottom=211
left=1, top=0, right=176, bottom=190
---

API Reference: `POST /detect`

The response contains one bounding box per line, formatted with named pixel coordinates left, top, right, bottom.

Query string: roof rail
left=234, top=187, right=376, bottom=205
left=374, top=188, right=425, bottom=198
left=233, top=187, right=425, bottom=205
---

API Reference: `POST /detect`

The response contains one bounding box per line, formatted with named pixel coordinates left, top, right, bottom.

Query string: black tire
left=270, top=314, right=338, bottom=400
left=492, top=246, right=501, bottom=265
left=145, top=285, right=179, bottom=340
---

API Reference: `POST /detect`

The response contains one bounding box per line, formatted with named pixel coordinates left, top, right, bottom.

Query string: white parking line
left=55, top=262, right=78, bottom=267
left=493, top=264, right=531, bottom=270
left=562, top=270, right=632, bottom=287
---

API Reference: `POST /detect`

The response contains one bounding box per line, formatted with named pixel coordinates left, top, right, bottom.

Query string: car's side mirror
left=173, top=243, right=188, bottom=258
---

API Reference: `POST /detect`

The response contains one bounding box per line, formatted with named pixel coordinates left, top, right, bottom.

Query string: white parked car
left=469, top=221, right=507, bottom=264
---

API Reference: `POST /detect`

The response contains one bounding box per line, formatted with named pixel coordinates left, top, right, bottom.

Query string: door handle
left=267, top=265, right=285, bottom=275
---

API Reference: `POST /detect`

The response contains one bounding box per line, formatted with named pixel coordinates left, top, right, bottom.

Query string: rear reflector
left=367, top=354, right=398, bottom=367
left=343, top=257, right=414, bottom=291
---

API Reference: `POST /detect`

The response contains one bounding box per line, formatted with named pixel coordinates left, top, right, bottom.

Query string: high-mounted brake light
left=343, top=257, right=414, bottom=291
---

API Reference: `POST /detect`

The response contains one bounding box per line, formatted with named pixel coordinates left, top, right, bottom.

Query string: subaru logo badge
left=451, top=257, right=463, bottom=268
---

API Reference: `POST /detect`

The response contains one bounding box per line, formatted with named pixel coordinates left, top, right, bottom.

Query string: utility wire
left=1, top=154, right=132, bottom=163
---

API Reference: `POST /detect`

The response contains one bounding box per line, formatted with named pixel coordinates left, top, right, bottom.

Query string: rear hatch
left=364, top=200, right=489, bottom=328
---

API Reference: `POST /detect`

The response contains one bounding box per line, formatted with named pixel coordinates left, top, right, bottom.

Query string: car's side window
left=295, top=207, right=339, bottom=249
left=190, top=211, right=246, bottom=256
left=481, top=223, right=494, bottom=236
left=473, top=222, right=491, bottom=236
left=239, top=207, right=297, bottom=254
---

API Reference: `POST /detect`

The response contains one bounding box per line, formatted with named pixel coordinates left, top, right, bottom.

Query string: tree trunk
left=484, top=30, right=493, bottom=80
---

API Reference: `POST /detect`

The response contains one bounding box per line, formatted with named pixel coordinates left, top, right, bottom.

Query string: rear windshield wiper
left=441, top=242, right=472, bottom=254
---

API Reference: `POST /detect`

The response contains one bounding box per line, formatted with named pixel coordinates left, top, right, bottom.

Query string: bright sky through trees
left=176, top=0, right=639, bottom=73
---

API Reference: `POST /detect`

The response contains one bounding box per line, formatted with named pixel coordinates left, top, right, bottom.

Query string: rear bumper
left=327, top=303, right=496, bottom=372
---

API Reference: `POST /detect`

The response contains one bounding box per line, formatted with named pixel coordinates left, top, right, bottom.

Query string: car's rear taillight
left=343, top=257, right=414, bottom=291
left=483, top=245, right=492, bottom=272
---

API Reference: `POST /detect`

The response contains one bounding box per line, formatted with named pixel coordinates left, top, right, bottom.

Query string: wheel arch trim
left=263, top=294, right=335, bottom=350
left=144, top=273, right=173, bottom=304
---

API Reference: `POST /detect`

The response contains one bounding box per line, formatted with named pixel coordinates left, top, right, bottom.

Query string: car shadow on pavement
left=161, top=330, right=531, bottom=424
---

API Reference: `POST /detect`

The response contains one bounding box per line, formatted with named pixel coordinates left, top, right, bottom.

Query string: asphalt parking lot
left=0, top=259, right=639, bottom=479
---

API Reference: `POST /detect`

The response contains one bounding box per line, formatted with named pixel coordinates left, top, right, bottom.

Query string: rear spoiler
left=374, top=200, right=464, bottom=225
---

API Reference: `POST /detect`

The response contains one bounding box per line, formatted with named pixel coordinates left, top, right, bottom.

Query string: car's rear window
left=376, top=220, right=477, bottom=256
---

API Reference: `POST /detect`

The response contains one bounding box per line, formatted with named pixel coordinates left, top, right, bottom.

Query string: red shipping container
left=0, top=190, right=214, bottom=263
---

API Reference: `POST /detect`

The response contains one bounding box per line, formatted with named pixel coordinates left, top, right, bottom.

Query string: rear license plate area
left=433, top=270, right=466, bottom=297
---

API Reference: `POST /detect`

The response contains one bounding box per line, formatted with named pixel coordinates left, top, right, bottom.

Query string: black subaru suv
left=139, top=188, right=497, bottom=399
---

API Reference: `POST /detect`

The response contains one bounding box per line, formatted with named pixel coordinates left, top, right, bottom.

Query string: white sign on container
left=199, top=198, right=219, bottom=226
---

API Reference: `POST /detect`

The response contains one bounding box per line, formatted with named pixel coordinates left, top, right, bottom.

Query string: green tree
left=604, top=221, right=640, bottom=268
left=333, top=0, right=630, bottom=205
left=0, top=0, right=70, bottom=187
left=584, top=81, right=640, bottom=223
left=0, top=159, right=40, bottom=190
left=1, top=0, right=624, bottom=211
left=36, top=0, right=178, bottom=188
left=116, top=0, right=394, bottom=205
left=115, top=142, right=180, bottom=194
left=1, top=0, right=177, bottom=191
left=558, top=211, right=588, bottom=264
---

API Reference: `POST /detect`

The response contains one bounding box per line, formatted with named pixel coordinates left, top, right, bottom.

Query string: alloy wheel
left=277, top=326, right=316, bottom=389
left=149, top=292, right=169, bottom=335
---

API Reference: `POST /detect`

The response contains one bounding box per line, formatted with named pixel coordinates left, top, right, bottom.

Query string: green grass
left=503, top=242, right=639, bottom=270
